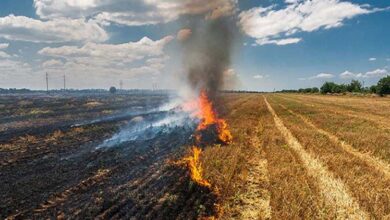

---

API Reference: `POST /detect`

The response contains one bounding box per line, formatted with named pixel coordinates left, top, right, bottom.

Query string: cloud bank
left=239, top=0, right=372, bottom=46
left=34, top=0, right=237, bottom=26
left=0, top=15, right=108, bottom=43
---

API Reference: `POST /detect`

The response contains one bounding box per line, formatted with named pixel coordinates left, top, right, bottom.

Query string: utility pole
left=63, top=74, right=66, bottom=90
left=46, top=72, right=49, bottom=93
left=119, top=80, right=123, bottom=90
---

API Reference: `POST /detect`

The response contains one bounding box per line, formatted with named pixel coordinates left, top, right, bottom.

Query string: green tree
left=336, top=84, right=348, bottom=93
left=347, top=80, right=362, bottom=92
left=370, top=85, right=377, bottom=93
left=311, top=87, right=319, bottom=93
left=376, top=76, right=390, bottom=96
left=321, top=82, right=337, bottom=94
left=304, top=88, right=312, bottom=93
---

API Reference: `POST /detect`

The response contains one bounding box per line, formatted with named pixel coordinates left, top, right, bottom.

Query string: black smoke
left=181, top=18, right=235, bottom=100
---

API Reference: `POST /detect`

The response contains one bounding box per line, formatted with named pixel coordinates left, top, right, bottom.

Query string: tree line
left=278, top=76, right=390, bottom=96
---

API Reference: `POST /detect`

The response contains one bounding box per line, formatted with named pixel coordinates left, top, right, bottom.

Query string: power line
left=63, top=74, right=66, bottom=90
left=152, top=83, right=158, bottom=91
left=46, top=72, right=49, bottom=93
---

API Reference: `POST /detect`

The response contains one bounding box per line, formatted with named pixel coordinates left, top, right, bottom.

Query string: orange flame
left=183, top=146, right=211, bottom=188
left=181, top=90, right=233, bottom=189
left=195, top=90, right=233, bottom=144
left=178, top=90, right=233, bottom=191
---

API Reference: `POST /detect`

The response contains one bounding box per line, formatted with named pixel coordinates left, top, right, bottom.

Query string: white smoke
left=97, top=98, right=198, bottom=149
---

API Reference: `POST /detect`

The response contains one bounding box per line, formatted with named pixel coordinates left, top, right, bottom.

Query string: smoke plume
left=181, top=18, right=235, bottom=100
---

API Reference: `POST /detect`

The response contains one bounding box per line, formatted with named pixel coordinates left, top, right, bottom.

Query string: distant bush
left=320, top=80, right=364, bottom=94
left=376, top=76, right=390, bottom=96
left=278, top=87, right=319, bottom=93
left=369, top=85, right=377, bottom=93
left=321, top=82, right=338, bottom=94
left=278, top=89, right=299, bottom=93
left=277, top=77, right=389, bottom=96
left=347, top=80, right=362, bottom=93
left=311, top=87, right=319, bottom=93
left=109, top=86, right=117, bottom=94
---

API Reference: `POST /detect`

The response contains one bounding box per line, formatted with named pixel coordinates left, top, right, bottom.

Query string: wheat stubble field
left=211, top=93, right=390, bottom=219
left=1, top=93, right=390, bottom=219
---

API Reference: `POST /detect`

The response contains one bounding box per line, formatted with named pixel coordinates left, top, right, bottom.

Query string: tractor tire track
left=264, top=96, right=368, bottom=219
left=239, top=157, right=271, bottom=220
left=278, top=103, right=390, bottom=179
left=236, top=121, right=271, bottom=220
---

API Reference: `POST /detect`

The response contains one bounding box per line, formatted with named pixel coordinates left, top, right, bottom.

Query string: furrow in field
left=237, top=121, right=271, bottom=220
left=215, top=94, right=272, bottom=219
left=267, top=95, right=390, bottom=218
left=240, top=158, right=271, bottom=220
left=258, top=97, right=325, bottom=219
left=264, top=96, right=368, bottom=219
left=278, top=103, right=390, bottom=179
left=272, top=94, right=390, bottom=163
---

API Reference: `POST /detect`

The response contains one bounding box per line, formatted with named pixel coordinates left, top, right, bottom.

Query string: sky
left=0, top=0, right=389, bottom=91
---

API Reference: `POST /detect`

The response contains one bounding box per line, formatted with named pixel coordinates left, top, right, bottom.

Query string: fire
left=195, top=90, right=232, bottom=144
left=180, top=90, right=233, bottom=188
left=182, top=146, right=211, bottom=188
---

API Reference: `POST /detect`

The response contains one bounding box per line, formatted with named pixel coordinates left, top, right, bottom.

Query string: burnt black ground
left=0, top=92, right=217, bottom=219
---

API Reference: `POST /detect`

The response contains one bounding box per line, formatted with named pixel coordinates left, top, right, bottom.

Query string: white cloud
left=364, top=69, right=388, bottom=78
left=253, top=74, right=264, bottom=79
left=285, top=0, right=300, bottom=4
left=340, top=70, right=357, bottom=79
left=239, top=0, right=372, bottom=46
left=0, top=43, right=9, bottom=50
left=37, top=36, right=174, bottom=80
left=314, top=73, right=334, bottom=79
left=34, top=0, right=237, bottom=26
left=310, top=73, right=334, bottom=79
left=0, top=51, right=11, bottom=58
left=256, top=37, right=302, bottom=46
left=0, top=59, right=33, bottom=86
left=39, top=36, right=173, bottom=63
left=299, top=73, right=334, bottom=80
left=42, top=59, right=64, bottom=68
left=0, top=15, right=108, bottom=43
left=340, top=68, right=388, bottom=78
left=369, top=57, right=376, bottom=61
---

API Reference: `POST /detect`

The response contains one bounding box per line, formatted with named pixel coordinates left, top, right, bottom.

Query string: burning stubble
left=176, top=14, right=236, bottom=195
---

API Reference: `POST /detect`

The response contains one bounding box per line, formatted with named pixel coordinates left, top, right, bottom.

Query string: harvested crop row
left=257, top=97, right=327, bottom=219
left=277, top=103, right=390, bottom=179
left=264, top=96, right=368, bottom=219
left=267, top=95, right=390, bottom=218
left=271, top=94, right=390, bottom=162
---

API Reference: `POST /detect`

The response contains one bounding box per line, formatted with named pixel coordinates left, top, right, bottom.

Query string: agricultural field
left=212, top=93, right=390, bottom=219
left=1, top=92, right=390, bottom=219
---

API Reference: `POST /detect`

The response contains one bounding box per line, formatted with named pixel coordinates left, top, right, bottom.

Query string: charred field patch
left=0, top=92, right=219, bottom=219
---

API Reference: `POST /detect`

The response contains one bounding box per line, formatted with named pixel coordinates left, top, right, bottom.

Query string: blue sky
left=0, top=0, right=389, bottom=91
